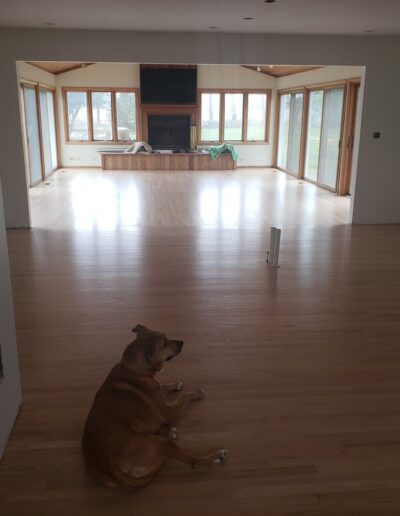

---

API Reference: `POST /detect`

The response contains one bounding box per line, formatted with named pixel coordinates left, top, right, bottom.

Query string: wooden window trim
left=274, top=78, right=362, bottom=195
left=20, top=82, right=60, bottom=186
left=222, top=91, right=245, bottom=143
left=38, top=85, right=60, bottom=175
left=273, top=88, right=307, bottom=177
left=62, top=87, right=139, bottom=144
left=198, top=88, right=271, bottom=145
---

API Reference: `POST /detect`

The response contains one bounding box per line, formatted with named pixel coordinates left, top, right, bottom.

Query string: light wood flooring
left=2, top=168, right=400, bottom=515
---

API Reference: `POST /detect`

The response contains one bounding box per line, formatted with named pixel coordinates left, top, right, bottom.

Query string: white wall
left=0, top=180, right=21, bottom=459
left=17, top=61, right=56, bottom=87
left=1, top=29, right=400, bottom=225
left=56, top=63, right=276, bottom=167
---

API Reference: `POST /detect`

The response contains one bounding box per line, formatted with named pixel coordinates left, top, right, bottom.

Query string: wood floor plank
left=2, top=168, right=400, bottom=515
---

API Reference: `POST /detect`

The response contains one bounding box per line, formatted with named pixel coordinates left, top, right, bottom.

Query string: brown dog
left=82, top=324, right=227, bottom=488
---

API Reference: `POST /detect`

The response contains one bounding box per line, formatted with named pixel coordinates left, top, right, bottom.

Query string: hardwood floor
left=2, top=168, right=400, bottom=515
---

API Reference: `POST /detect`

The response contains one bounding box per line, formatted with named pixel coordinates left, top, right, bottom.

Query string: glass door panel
left=22, top=85, right=43, bottom=185
left=304, top=90, right=323, bottom=182
left=318, top=88, right=344, bottom=189
left=304, top=88, right=345, bottom=191
left=39, top=89, right=58, bottom=176
left=277, top=92, right=304, bottom=175
left=277, top=94, right=290, bottom=170
left=286, top=93, right=304, bottom=175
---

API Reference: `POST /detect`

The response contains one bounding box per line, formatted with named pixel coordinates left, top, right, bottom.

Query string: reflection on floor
left=4, top=169, right=400, bottom=515
left=29, top=168, right=350, bottom=230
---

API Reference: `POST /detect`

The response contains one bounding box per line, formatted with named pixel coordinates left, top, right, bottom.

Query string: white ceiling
left=1, top=0, right=400, bottom=35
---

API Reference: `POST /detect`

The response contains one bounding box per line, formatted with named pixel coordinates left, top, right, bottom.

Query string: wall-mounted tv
left=140, top=66, right=197, bottom=105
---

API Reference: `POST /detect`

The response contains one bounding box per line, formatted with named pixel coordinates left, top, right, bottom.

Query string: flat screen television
left=140, top=67, right=197, bottom=104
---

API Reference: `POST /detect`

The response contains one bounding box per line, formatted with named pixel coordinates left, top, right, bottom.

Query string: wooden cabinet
left=101, top=152, right=236, bottom=171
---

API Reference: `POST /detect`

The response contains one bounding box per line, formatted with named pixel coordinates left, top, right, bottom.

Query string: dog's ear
left=132, top=324, right=146, bottom=334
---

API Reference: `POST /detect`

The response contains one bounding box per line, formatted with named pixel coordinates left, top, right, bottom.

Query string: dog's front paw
left=192, top=388, right=206, bottom=400
left=174, top=381, right=184, bottom=392
left=213, top=449, right=228, bottom=464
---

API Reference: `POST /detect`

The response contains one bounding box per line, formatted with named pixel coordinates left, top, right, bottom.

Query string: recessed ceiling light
left=43, top=22, right=55, bottom=26
left=243, top=17, right=254, bottom=20
left=208, top=26, right=218, bottom=30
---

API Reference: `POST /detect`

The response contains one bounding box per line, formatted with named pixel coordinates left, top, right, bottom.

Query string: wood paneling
left=190, top=153, right=235, bottom=170
left=338, top=79, right=361, bottom=196
left=101, top=152, right=235, bottom=171
left=27, top=62, right=93, bottom=75
left=243, top=65, right=322, bottom=78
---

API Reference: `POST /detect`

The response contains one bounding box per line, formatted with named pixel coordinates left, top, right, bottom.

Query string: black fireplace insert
left=147, top=115, right=191, bottom=151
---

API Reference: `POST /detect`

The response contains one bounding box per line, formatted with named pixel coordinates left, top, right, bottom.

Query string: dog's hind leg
left=160, top=440, right=228, bottom=469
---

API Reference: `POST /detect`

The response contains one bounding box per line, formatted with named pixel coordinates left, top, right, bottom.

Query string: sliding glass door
left=304, top=87, right=345, bottom=190
left=21, top=84, right=58, bottom=186
left=39, top=88, right=58, bottom=176
left=22, top=85, right=43, bottom=186
left=277, top=92, right=304, bottom=176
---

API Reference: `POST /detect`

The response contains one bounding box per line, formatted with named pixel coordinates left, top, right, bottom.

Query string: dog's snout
left=175, top=340, right=184, bottom=353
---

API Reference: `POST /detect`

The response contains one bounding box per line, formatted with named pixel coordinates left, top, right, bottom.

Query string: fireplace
left=147, top=115, right=191, bottom=151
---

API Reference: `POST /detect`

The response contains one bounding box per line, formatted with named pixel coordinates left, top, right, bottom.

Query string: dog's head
left=122, top=324, right=184, bottom=374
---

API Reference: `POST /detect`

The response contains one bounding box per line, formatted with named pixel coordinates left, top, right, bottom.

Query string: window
left=247, top=93, right=267, bottom=141
left=92, top=91, right=113, bottom=141
left=200, top=93, right=220, bottom=142
left=116, top=92, right=137, bottom=141
left=304, top=88, right=344, bottom=190
left=64, top=88, right=138, bottom=143
left=67, top=91, right=89, bottom=141
left=199, top=89, right=270, bottom=143
left=39, top=88, right=58, bottom=175
left=224, top=93, right=243, bottom=141
left=277, top=92, right=304, bottom=175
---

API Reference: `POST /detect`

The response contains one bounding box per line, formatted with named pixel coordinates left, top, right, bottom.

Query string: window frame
left=20, top=80, right=60, bottom=187
left=274, top=79, right=354, bottom=194
left=275, top=88, right=306, bottom=177
left=198, top=88, right=271, bottom=145
left=62, top=87, right=140, bottom=144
